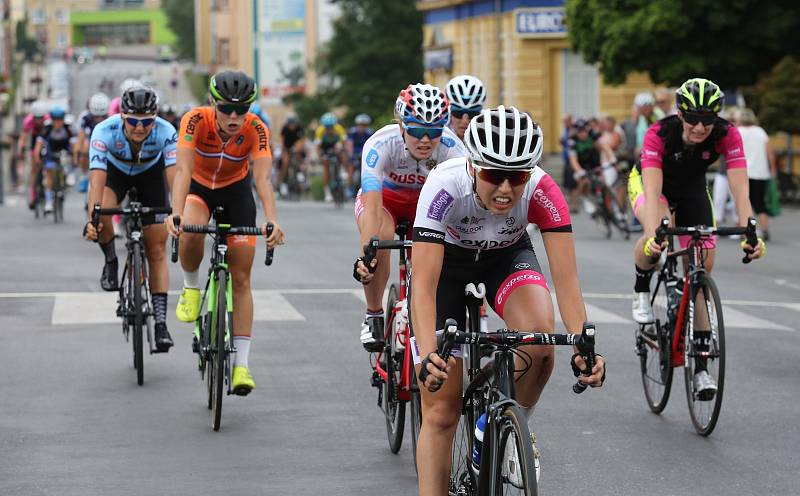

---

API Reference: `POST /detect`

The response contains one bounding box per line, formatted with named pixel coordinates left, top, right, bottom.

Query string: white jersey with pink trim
left=414, top=158, right=572, bottom=249
left=360, top=124, right=466, bottom=194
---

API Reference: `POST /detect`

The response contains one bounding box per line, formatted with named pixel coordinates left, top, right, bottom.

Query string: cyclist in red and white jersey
left=353, top=84, right=466, bottom=351
left=410, top=106, right=605, bottom=494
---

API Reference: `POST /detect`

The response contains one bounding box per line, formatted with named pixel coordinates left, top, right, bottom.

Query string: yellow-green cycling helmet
left=676, top=78, right=724, bottom=114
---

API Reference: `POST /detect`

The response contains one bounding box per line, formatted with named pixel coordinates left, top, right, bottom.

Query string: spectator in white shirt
left=736, top=108, right=777, bottom=240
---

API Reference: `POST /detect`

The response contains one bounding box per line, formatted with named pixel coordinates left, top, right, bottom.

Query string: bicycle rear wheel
left=478, top=404, right=538, bottom=496
left=211, top=269, right=228, bottom=431
left=132, top=246, right=144, bottom=386
left=382, top=284, right=405, bottom=453
left=684, top=274, right=725, bottom=436
left=638, top=275, right=673, bottom=413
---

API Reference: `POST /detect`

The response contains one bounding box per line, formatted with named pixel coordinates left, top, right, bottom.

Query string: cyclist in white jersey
left=445, top=74, right=486, bottom=141
left=353, top=84, right=466, bottom=351
left=410, top=106, right=605, bottom=495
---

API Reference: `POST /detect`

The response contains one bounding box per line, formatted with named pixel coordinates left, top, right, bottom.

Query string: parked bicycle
left=171, top=208, right=274, bottom=431
left=437, top=283, right=598, bottom=496
left=636, top=216, right=757, bottom=436
left=91, top=189, right=172, bottom=386
left=362, top=222, right=422, bottom=463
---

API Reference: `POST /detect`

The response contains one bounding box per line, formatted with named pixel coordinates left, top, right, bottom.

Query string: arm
left=641, top=167, right=664, bottom=237
left=32, top=139, right=43, bottom=166
left=18, top=132, right=28, bottom=155
left=727, top=167, right=754, bottom=227
left=74, top=129, right=86, bottom=165
left=541, top=232, right=587, bottom=333
left=766, top=141, right=777, bottom=177
left=252, top=155, right=284, bottom=246
left=165, top=146, right=195, bottom=236
left=359, top=190, right=383, bottom=252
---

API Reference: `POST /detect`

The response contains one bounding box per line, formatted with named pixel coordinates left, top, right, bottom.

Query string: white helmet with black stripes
left=446, top=75, right=486, bottom=110
left=464, top=105, right=543, bottom=170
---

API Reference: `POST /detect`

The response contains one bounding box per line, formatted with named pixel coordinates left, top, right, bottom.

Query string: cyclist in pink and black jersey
left=353, top=83, right=466, bottom=351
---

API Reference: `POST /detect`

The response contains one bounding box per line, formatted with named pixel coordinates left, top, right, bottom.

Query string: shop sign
left=515, top=8, right=566, bottom=38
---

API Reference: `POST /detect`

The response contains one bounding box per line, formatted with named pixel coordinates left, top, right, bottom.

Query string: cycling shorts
left=187, top=178, right=257, bottom=247
left=411, top=235, right=549, bottom=365
left=105, top=160, right=169, bottom=226
left=43, top=159, right=60, bottom=171
left=627, top=166, right=716, bottom=249
left=354, top=187, right=420, bottom=226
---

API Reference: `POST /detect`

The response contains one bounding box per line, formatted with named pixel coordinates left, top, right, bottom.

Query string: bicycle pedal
left=370, top=370, right=383, bottom=388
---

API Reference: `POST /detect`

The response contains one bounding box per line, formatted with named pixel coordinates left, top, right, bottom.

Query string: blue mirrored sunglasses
left=404, top=125, right=444, bottom=140
left=125, top=117, right=156, bottom=127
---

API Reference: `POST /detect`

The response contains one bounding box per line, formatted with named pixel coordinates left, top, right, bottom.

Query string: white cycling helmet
left=31, top=100, right=48, bottom=118
left=464, top=106, right=543, bottom=170
left=634, top=92, right=655, bottom=108
left=446, top=75, right=486, bottom=110
left=355, top=113, right=371, bottom=125
left=88, top=93, right=110, bottom=116
left=395, top=83, right=449, bottom=126
left=120, top=78, right=141, bottom=93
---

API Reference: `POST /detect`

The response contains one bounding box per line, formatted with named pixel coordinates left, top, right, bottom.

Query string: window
left=216, top=38, right=230, bottom=65
left=561, top=50, right=599, bottom=119
left=30, top=9, right=47, bottom=25
left=56, top=32, right=69, bottom=49
left=55, top=9, right=69, bottom=25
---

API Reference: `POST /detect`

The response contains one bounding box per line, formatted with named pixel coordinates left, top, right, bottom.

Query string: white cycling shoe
left=632, top=292, right=655, bottom=324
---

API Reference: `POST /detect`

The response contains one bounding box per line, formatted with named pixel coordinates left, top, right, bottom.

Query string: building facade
left=419, top=0, right=655, bottom=153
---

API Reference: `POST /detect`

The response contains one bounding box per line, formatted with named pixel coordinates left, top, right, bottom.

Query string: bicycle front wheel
left=478, top=405, right=538, bottom=496
left=638, top=275, right=673, bottom=413
left=211, top=269, right=228, bottom=431
left=382, top=284, right=405, bottom=453
left=132, top=245, right=144, bottom=386
left=684, top=274, right=725, bottom=436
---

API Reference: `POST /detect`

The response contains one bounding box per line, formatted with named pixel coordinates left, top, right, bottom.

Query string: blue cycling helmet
left=50, top=106, right=66, bottom=119
left=320, top=112, right=337, bottom=128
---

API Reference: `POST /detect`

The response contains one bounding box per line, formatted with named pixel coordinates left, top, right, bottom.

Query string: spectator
left=634, top=92, right=659, bottom=155
left=736, top=108, right=777, bottom=241
left=560, top=113, right=578, bottom=212
left=654, top=87, right=675, bottom=116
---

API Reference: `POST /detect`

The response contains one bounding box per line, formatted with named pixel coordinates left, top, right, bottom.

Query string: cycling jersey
left=360, top=124, right=465, bottom=194
left=89, top=115, right=177, bottom=175
left=315, top=124, right=347, bottom=152
left=22, top=113, right=47, bottom=150
left=79, top=111, right=103, bottom=136
left=36, top=124, right=73, bottom=162
left=567, top=135, right=600, bottom=169
left=178, top=106, right=271, bottom=189
left=347, top=126, right=373, bottom=158
left=639, top=115, right=745, bottom=195
left=281, top=123, right=305, bottom=149
left=413, top=158, right=572, bottom=252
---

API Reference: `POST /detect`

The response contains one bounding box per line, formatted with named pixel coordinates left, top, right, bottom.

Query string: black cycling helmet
left=676, top=78, right=725, bottom=114
left=121, top=86, right=159, bottom=115
left=209, top=71, right=257, bottom=104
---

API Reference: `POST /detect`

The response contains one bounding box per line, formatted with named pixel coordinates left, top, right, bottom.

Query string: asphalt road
left=0, top=192, right=798, bottom=495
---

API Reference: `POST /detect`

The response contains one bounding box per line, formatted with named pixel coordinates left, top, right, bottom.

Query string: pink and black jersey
left=639, top=115, right=745, bottom=195
left=413, top=158, right=572, bottom=250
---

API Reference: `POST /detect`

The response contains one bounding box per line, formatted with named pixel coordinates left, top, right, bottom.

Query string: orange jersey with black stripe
left=178, top=106, right=271, bottom=189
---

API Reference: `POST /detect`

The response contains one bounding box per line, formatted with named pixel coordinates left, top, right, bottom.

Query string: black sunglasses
left=125, top=116, right=155, bottom=127
left=682, top=111, right=716, bottom=127
left=216, top=102, right=250, bottom=116
left=474, top=164, right=532, bottom=186
left=451, top=107, right=481, bottom=119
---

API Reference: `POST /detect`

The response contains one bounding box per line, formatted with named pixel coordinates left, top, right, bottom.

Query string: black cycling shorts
left=434, top=235, right=548, bottom=331
left=105, top=161, right=169, bottom=226
left=663, top=187, right=715, bottom=228
left=187, top=178, right=256, bottom=228
left=749, top=179, right=768, bottom=215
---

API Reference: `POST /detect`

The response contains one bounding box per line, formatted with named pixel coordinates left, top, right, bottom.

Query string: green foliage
left=286, top=0, right=422, bottom=126
left=15, top=18, right=41, bottom=62
left=742, top=57, right=800, bottom=134
left=565, top=0, right=800, bottom=88
left=161, top=0, right=195, bottom=60
left=283, top=91, right=335, bottom=128
left=184, top=69, right=209, bottom=105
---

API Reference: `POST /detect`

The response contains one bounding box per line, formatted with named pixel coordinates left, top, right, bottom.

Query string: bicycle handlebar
left=654, top=216, right=758, bottom=264
left=435, top=318, right=597, bottom=394
left=170, top=221, right=275, bottom=266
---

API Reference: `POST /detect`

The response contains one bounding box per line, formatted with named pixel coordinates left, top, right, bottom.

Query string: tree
left=162, top=0, right=195, bottom=60
left=286, top=0, right=423, bottom=125
left=15, top=18, right=41, bottom=62
left=742, top=56, right=800, bottom=134
left=565, top=0, right=800, bottom=88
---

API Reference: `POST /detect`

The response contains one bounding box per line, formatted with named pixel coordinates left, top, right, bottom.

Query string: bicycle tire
left=211, top=269, right=227, bottom=431
left=684, top=274, right=725, bottom=436
left=478, top=404, right=538, bottom=496
left=382, top=284, right=406, bottom=453
left=639, top=274, right=673, bottom=413
left=132, top=244, right=144, bottom=386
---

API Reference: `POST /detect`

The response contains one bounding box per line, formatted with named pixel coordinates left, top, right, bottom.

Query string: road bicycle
left=437, top=283, right=598, bottom=495
left=362, top=222, right=422, bottom=463
left=325, top=150, right=346, bottom=208
left=636, top=216, right=757, bottom=436
left=587, top=165, right=629, bottom=240
left=171, top=209, right=274, bottom=431
left=92, top=188, right=172, bottom=385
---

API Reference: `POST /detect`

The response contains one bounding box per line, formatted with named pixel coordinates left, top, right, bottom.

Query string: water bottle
left=666, top=278, right=679, bottom=322
left=394, top=300, right=407, bottom=352
left=472, top=413, right=487, bottom=471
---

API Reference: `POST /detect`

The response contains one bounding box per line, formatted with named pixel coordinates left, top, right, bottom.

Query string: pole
left=495, top=0, right=504, bottom=104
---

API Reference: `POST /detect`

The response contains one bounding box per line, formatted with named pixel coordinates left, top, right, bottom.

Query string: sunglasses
left=451, top=107, right=481, bottom=119
left=216, top=102, right=250, bottom=116
left=473, top=164, right=532, bottom=186
left=404, top=125, right=444, bottom=140
left=124, top=116, right=155, bottom=127
left=682, top=111, right=716, bottom=127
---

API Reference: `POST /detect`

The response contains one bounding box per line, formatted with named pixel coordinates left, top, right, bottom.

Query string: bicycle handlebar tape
left=437, top=318, right=460, bottom=362
left=573, top=322, right=597, bottom=394
left=649, top=217, right=670, bottom=264
left=361, top=236, right=379, bottom=272
left=90, top=203, right=102, bottom=243
left=171, top=216, right=180, bottom=263
left=742, top=217, right=758, bottom=265
left=265, top=222, right=274, bottom=266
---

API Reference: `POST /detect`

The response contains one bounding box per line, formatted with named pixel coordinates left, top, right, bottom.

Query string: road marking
left=721, top=305, right=792, bottom=331
left=251, top=290, right=305, bottom=321
left=775, top=279, right=800, bottom=291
